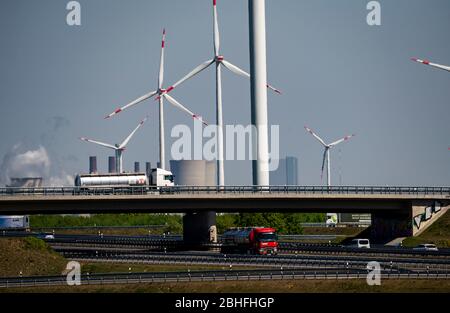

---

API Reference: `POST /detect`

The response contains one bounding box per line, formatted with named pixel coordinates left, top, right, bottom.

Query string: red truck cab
left=250, top=227, right=278, bottom=255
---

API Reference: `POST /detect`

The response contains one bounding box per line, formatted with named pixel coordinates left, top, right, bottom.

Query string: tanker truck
left=74, top=168, right=174, bottom=191
left=221, top=227, right=278, bottom=255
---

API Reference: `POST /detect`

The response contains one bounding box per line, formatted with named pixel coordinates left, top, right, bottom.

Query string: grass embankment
left=0, top=238, right=256, bottom=277
left=403, top=211, right=450, bottom=248
left=0, top=238, right=67, bottom=277
left=3, top=279, right=450, bottom=293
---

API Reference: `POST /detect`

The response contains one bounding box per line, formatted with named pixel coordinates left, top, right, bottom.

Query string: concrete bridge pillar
left=370, top=210, right=412, bottom=243
left=183, top=212, right=217, bottom=246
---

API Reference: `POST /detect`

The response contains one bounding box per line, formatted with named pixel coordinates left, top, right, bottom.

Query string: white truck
left=326, top=213, right=338, bottom=227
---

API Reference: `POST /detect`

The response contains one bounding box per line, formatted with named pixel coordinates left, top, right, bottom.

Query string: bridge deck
left=0, top=186, right=448, bottom=214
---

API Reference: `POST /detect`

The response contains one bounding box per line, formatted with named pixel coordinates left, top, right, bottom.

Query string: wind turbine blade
left=166, top=60, right=215, bottom=92
left=163, top=94, right=208, bottom=126
left=79, top=137, right=117, bottom=150
left=222, top=60, right=282, bottom=94
left=329, top=134, right=355, bottom=147
left=105, top=90, right=158, bottom=119
left=411, top=58, right=450, bottom=72
left=222, top=59, right=250, bottom=78
left=213, top=0, right=220, bottom=56
left=119, top=116, right=148, bottom=149
left=158, top=29, right=166, bottom=89
left=321, top=148, right=327, bottom=181
left=304, top=126, right=327, bottom=147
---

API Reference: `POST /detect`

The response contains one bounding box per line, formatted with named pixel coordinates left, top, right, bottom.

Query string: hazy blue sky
left=0, top=0, right=449, bottom=186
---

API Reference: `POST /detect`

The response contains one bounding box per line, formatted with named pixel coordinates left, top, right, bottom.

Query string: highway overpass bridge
left=0, top=186, right=449, bottom=242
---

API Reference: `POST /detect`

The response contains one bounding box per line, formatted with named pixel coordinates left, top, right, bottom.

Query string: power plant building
left=270, top=157, right=298, bottom=185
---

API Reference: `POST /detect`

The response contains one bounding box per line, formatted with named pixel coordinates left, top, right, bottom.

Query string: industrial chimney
left=89, top=156, right=97, bottom=174
left=146, top=162, right=151, bottom=176
left=108, top=156, right=116, bottom=173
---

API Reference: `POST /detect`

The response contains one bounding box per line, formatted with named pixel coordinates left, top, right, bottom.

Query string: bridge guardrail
left=0, top=185, right=449, bottom=197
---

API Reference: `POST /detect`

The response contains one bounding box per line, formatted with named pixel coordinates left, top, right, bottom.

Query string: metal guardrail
left=2, top=268, right=448, bottom=288
left=56, top=249, right=450, bottom=268
left=0, top=185, right=449, bottom=197
left=31, top=225, right=167, bottom=231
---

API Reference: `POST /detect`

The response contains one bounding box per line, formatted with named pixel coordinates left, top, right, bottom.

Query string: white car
left=348, top=239, right=370, bottom=249
left=44, top=234, right=55, bottom=240
left=413, top=244, right=438, bottom=251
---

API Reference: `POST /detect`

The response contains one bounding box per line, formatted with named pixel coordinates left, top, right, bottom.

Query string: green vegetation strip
left=30, top=213, right=326, bottom=235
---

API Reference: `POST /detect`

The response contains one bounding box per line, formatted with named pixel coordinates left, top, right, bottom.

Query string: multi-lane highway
left=1, top=232, right=449, bottom=289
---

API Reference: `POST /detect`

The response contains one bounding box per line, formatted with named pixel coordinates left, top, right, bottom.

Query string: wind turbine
left=105, top=29, right=207, bottom=170
left=166, top=0, right=281, bottom=186
left=411, top=58, right=450, bottom=73
left=80, top=117, right=148, bottom=173
left=304, top=126, right=355, bottom=187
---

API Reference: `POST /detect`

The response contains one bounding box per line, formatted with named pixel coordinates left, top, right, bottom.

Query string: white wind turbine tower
left=169, top=0, right=281, bottom=186
left=304, top=126, right=355, bottom=187
left=411, top=58, right=450, bottom=73
left=105, top=29, right=207, bottom=170
left=80, top=117, right=148, bottom=173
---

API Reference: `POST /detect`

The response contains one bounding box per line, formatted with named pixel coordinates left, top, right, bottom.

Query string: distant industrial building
left=1, top=177, right=41, bottom=230
left=7, top=177, right=43, bottom=188
left=270, top=156, right=298, bottom=185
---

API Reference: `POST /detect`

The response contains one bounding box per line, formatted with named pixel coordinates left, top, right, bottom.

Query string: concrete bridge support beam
left=370, top=200, right=448, bottom=243
left=411, top=200, right=448, bottom=237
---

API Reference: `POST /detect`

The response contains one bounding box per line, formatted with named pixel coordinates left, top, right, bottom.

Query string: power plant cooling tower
left=170, top=160, right=216, bottom=186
